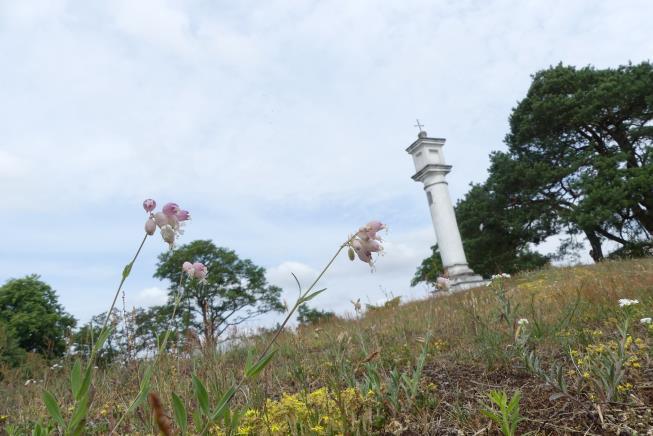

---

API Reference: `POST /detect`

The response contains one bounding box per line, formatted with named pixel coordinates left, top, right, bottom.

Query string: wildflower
left=517, top=318, right=528, bottom=326
left=145, top=218, right=156, bottom=235
left=582, top=371, right=590, bottom=379
left=160, top=225, right=176, bottom=248
left=143, top=198, right=156, bottom=213
left=192, top=262, right=208, bottom=282
left=154, top=212, right=169, bottom=228
left=618, top=298, right=639, bottom=307
left=617, top=383, right=633, bottom=393
left=640, top=317, right=652, bottom=325
left=182, top=261, right=194, bottom=276
left=162, top=202, right=180, bottom=217
left=491, top=273, right=511, bottom=280
left=177, top=210, right=190, bottom=221
left=350, top=221, right=386, bottom=266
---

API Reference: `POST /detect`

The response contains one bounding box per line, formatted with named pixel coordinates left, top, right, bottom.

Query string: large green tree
left=505, top=62, right=653, bottom=260
left=154, top=240, right=284, bottom=348
left=0, top=275, right=76, bottom=358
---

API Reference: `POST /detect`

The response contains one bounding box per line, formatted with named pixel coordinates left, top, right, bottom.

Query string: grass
left=1, top=258, right=653, bottom=434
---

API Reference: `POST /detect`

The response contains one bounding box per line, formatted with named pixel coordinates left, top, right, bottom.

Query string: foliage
left=504, top=62, right=653, bottom=260
left=0, top=275, right=75, bottom=358
left=410, top=245, right=444, bottom=287
left=0, top=320, right=26, bottom=367
left=154, top=240, right=284, bottom=347
left=480, top=390, right=523, bottom=436
left=297, top=303, right=335, bottom=326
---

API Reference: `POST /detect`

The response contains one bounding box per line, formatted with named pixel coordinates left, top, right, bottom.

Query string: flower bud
left=145, top=218, right=156, bottom=235
left=162, top=202, right=180, bottom=217
left=154, top=212, right=168, bottom=228
left=348, top=246, right=355, bottom=261
left=143, top=199, right=156, bottom=213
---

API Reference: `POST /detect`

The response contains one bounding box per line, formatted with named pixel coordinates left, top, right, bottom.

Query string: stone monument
left=406, top=124, right=488, bottom=292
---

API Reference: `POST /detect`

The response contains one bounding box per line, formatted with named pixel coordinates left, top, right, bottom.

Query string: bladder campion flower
left=640, top=317, right=652, bottom=325
left=160, top=225, right=175, bottom=247
left=162, top=202, right=180, bottom=217
left=618, top=298, right=639, bottom=307
left=192, top=262, right=208, bottom=282
left=351, top=220, right=386, bottom=266
left=143, top=198, right=156, bottom=212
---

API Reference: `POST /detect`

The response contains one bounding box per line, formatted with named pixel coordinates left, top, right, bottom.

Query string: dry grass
left=1, top=258, right=652, bottom=434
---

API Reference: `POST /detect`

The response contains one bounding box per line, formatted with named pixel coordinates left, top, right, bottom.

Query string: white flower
left=517, top=318, right=529, bottom=326
left=640, top=317, right=652, bottom=325
left=618, top=298, right=639, bottom=307
left=491, top=273, right=511, bottom=280
left=160, top=224, right=176, bottom=248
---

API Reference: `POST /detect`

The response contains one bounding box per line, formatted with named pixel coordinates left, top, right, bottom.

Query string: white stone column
left=406, top=131, right=488, bottom=291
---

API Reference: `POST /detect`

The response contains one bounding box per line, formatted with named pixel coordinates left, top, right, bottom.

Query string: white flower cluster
left=640, top=317, right=652, bottom=325
left=50, top=363, right=63, bottom=370
left=491, top=273, right=511, bottom=280
left=618, top=298, right=639, bottom=307
left=517, top=318, right=529, bottom=326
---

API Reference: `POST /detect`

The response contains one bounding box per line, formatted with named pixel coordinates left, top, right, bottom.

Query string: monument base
left=448, top=273, right=489, bottom=292
left=445, top=263, right=490, bottom=292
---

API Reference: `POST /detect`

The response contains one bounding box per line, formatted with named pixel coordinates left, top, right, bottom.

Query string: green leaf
left=122, top=263, right=133, bottom=279
left=67, top=394, right=89, bottom=434
left=192, top=409, right=203, bottom=434
left=70, top=360, right=82, bottom=398
left=171, top=392, right=188, bottom=435
left=299, top=288, right=326, bottom=304
left=126, top=388, right=149, bottom=415
left=42, top=390, right=65, bottom=428
left=245, top=349, right=277, bottom=378
left=76, top=364, right=93, bottom=401
left=92, top=326, right=113, bottom=354
left=210, top=386, right=236, bottom=422
left=192, top=374, right=209, bottom=416
left=140, top=366, right=154, bottom=390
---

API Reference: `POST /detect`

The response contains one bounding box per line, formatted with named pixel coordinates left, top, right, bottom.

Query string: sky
left=1, top=0, right=652, bottom=329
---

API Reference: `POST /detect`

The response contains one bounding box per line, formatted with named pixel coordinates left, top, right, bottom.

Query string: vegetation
left=0, top=275, right=75, bottom=362
left=154, top=240, right=285, bottom=349
left=1, top=258, right=652, bottom=434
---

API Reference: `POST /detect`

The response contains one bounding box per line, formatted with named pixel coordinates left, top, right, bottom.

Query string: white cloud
left=1, top=0, right=651, bottom=322
left=130, top=287, right=169, bottom=308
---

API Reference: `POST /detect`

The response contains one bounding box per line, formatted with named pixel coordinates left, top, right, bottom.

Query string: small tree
left=0, top=275, right=76, bottom=358
left=297, top=303, right=335, bottom=326
left=154, top=240, right=284, bottom=348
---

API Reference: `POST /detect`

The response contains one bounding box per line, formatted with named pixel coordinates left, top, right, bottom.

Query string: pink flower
left=182, top=261, right=194, bottom=276
left=153, top=212, right=168, bottom=228
left=143, top=199, right=156, bottom=213
left=351, top=220, right=386, bottom=266
left=144, top=218, right=156, bottom=235
left=193, top=262, right=208, bottom=281
left=176, top=210, right=190, bottom=221
left=356, top=220, right=386, bottom=241
left=162, top=202, right=180, bottom=217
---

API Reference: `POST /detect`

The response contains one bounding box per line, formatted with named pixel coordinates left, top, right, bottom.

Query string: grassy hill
left=2, top=258, right=652, bottom=434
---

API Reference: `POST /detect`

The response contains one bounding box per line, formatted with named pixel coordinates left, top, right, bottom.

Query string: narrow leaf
left=245, top=349, right=277, bottom=379
left=192, top=374, right=210, bottom=416
left=171, top=392, right=188, bottom=435
left=299, top=288, right=326, bottom=304
left=210, top=387, right=236, bottom=422
left=42, top=390, right=65, bottom=428
left=93, top=326, right=113, bottom=354
left=70, top=360, right=82, bottom=398
left=67, top=394, right=89, bottom=434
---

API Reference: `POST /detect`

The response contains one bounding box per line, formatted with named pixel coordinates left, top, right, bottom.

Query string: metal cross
left=414, top=119, right=425, bottom=132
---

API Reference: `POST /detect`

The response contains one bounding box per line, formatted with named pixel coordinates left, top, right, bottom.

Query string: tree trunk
left=584, top=229, right=604, bottom=262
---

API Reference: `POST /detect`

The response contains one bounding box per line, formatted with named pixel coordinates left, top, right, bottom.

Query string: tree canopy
left=0, top=275, right=76, bottom=359
left=154, top=240, right=284, bottom=348
left=505, top=62, right=653, bottom=260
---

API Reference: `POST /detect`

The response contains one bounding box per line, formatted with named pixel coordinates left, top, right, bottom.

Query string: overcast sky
left=1, top=0, right=652, bottom=328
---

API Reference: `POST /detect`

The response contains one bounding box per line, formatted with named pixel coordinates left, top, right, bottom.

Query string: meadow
left=1, top=257, right=652, bottom=435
